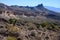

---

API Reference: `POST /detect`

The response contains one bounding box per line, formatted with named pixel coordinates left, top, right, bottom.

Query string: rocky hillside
left=0, top=3, right=60, bottom=20
left=0, top=3, right=60, bottom=40
left=0, top=17, right=60, bottom=40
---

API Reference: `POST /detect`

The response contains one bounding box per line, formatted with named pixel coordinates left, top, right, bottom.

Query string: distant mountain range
left=0, top=3, right=60, bottom=20
left=45, top=6, right=60, bottom=12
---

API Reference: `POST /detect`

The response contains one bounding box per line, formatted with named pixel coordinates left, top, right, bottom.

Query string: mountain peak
left=35, top=4, right=45, bottom=10
left=36, top=4, right=44, bottom=7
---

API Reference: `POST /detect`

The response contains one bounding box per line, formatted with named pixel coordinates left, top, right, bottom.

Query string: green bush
left=40, top=22, right=48, bottom=28
left=47, top=23, right=60, bottom=31
left=8, top=18, right=17, bottom=25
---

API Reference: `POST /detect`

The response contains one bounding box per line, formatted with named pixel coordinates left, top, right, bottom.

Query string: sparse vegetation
left=7, top=24, right=20, bottom=33
left=0, top=3, right=60, bottom=40
left=0, top=17, right=60, bottom=40
left=7, top=36, right=17, bottom=40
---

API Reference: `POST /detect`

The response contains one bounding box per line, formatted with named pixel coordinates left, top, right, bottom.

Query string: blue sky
left=0, top=0, right=60, bottom=8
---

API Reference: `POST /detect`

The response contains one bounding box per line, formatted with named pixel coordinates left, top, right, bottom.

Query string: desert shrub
left=7, top=36, right=17, bottom=40
left=53, top=22, right=57, bottom=25
left=16, top=20, right=27, bottom=26
left=47, top=26, right=54, bottom=30
left=26, top=23, right=36, bottom=30
left=17, top=38, right=22, bottom=40
left=7, top=24, right=20, bottom=37
left=7, top=24, right=20, bottom=33
left=34, top=23, right=40, bottom=29
left=52, top=24, right=59, bottom=31
left=30, top=31, right=35, bottom=37
left=40, top=21, right=48, bottom=28
left=28, top=26, right=34, bottom=30
left=47, top=23, right=60, bottom=31
left=45, top=36, right=49, bottom=40
left=8, top=18, right=17, bottom=25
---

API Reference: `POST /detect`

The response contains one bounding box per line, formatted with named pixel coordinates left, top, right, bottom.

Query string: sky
left=0, top=0, right=60, bottom=8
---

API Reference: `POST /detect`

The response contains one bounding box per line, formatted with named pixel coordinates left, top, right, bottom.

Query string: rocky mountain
left=0, top=3, right=60, bottom=20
